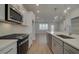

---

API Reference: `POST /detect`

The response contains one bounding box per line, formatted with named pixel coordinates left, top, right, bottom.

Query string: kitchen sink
left=57, top=35, right=74, bottom=39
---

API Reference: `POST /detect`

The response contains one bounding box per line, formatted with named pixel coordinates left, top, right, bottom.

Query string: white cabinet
left=23, top=11, right=35, bottom=26
left=52, top=37, right=54, bottom=52
left=22, top=12, right=29, bottom=25
left=64, top=49, right=70, bottom=54
left=53, top=39, right=63, bottom=54
left=64, top=43, right=79, bottom=54
left=47, top=33, right=52, bottom=51
left=0, top=4, right=5, bottom=20
left=52, top=36, right=63, bottom=54
left=49, top=33, right=79, bottom=54
left=0, top=42, right=17, bottom=54
left=47, top=34, right=63, bottom=54
left=23, top=12, right=35, bottom=48
left=71, top=17, right=79, bottom=34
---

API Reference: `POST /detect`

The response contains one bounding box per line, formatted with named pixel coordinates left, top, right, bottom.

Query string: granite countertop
left=0, top=40, right=17, bottom=51
left=48, top=32, right=79, bottom=50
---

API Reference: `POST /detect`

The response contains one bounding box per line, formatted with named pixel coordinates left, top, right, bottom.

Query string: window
left=39, top=24, right=48, bottom=30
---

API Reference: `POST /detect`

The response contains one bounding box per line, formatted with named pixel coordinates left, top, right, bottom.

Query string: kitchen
left=0, top=4, right=79, bottom=54
left=0, top=4, right=35, bottom=54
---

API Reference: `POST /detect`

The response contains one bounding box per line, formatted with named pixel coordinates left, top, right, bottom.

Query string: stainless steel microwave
left=5, top=4, right=23, bottom=24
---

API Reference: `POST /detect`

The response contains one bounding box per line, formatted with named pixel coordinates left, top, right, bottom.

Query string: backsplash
left=0, top=22, right=28, bottom=36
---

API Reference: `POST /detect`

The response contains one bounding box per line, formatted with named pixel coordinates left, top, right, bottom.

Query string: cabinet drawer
left=64, top=49, right=70, bottom=54
left=64, top=43, right=79, bottom=54
left=0, top=42, right=17, bottom=54
left=52, top=36, right=63, bottom=46
left=53, top=40, right=63, bottom=54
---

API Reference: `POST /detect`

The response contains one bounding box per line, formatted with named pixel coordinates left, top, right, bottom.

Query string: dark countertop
left=0, top=33, right=29, bottom=40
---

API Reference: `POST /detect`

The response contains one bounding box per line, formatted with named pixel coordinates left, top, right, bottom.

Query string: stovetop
left=0, top=34, right=29, bottom=40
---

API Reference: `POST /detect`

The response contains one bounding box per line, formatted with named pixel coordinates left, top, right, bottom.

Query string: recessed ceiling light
left=67, top=7, right=71, bottom=10
left=64, top=10, right=67, bottom=13
left=54, top=16, right=58, bottom=19
left=64, top=7, right=71, bottom=14
left=36, top=4, right=39, bottom=6
left=37, top=10, right=40, bottom=13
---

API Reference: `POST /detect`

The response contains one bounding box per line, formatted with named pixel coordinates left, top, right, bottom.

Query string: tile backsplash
left=0, top=22, right=28, bottom=36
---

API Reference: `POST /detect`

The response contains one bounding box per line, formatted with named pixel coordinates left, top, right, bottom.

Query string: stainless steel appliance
left=5, top=4, right=23, bottom=24
left=0, top=34, right=29, bottom=54
left=17, top=34, right=29, bottom=54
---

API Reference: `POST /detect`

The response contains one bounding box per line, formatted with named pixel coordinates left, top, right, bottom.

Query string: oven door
left=17, top=39, right=28, bottom=54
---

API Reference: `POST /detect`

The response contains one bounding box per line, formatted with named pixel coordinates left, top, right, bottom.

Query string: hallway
left=28, top=34, right=52, bottom=54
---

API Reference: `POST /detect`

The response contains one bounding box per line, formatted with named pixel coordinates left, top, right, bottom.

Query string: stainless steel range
left=0, top=34, right=29, bottom=54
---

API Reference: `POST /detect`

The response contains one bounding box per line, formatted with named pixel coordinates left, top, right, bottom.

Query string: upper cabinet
left=0, top=4, right=5, bottom=20
left=22, top=11, right=35, bottom=26
left=22, top=11, right=29, bottom=25
left=71, top=17, right=79, bottom=34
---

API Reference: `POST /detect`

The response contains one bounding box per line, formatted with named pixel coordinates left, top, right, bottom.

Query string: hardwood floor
left=27, top=40, right=52, bottom=54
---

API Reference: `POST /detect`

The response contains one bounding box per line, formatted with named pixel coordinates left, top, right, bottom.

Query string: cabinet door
left=5, top=43, right=17, bottom=54
left=47, top=33, right=52, bottom=50
left=0, top=4, right=5, bottom=20
left=52, top=36, right=55, bottom=53
left=64, top=43, right=79, bottom=54
left=0, top=42, right=17, bottom=54
left=64, top=49, right=70, bottom=54
left=22, top=12, right=28, bottom=25
left=53, top=39, right=63, bottom=54
left=49, top=34, right=52, bottom=50
left=52, top=38, right=54, bottom=52
left=71, top=17, right=79, bottom=34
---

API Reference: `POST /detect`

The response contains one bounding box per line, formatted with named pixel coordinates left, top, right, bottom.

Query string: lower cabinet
left=0, top=42, right=17, bottom=54
left=47, top=33, right=52, bottom=52
left=47, top=34, right=63, bottom=54
left=64, top=43, right=79, bottom=54
left=47, top=33, right=79, bottom=54
left=64, top=49, right=70, bottom=54
left=52, top=37, right=63, bottom=54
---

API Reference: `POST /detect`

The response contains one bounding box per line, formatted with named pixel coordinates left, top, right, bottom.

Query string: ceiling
left=23, top=4, right=79, bottom=22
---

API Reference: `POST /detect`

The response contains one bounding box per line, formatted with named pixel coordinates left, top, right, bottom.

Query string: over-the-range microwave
left=5, top=4, right=23, bottom=24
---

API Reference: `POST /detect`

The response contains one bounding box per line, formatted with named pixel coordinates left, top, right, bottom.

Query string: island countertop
left=47, top=32, right=79, bottom=50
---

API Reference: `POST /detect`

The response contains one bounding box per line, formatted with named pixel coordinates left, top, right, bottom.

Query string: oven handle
left=19, top=39, right=28, bottom=46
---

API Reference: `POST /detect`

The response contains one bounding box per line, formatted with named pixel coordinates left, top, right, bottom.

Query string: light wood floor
left=27, top=40, right=52, bottom=54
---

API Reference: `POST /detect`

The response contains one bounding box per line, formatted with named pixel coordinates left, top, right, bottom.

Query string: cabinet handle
left=4, top=48, right=13, bottom=54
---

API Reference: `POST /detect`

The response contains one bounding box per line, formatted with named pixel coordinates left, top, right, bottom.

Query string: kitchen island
left=47, top=32, right=79, bottom=54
